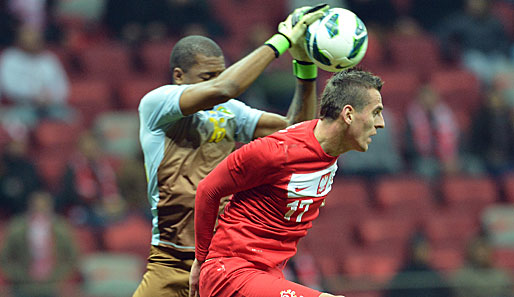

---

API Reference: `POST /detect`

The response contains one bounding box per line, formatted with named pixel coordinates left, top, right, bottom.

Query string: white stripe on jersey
left=286, top=162, right=338, bottom=198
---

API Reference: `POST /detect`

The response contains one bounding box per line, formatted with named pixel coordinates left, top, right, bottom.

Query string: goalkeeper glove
left=265, top=3, right=329, bottom=58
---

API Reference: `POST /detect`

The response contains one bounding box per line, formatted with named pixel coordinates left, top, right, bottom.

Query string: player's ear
left=173, top=67, right=184, bottom=85
left=341, top=105, right=353, bottom=125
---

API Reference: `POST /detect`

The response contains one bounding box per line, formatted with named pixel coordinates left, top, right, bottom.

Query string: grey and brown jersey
left=138, top=84, right=263, bottom=253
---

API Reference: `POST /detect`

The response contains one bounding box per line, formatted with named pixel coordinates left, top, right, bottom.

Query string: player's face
left=347, top=88, right=384, bottom=152
left=176, top=54, right=226, bottom=85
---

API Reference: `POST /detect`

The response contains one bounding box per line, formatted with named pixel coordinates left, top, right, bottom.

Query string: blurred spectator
left=103, top=0, right=170, bottom=44
left=450, top=235, right=513, bottom=297
left=163, top=0, right=224, bottom=38
left=482, top=204, right=514, bottom=248
left=382, top=232, right=452, bottom=297
left=7, top=0, right=63, bottom=43
left=0, top=190, right=78, bottom=297
left=0, top=0, right=20, bottom=47
left=467, top=72, right=514, bottom=175
left=0, top=137, right=42, bottom=217
left=116, top=154, right=149, bottom=216
left=346, top=0, right=398, bottom=31
left=103, top=0, right=223, bottom=45
left=338, top=109, right=403, bottom=178
left=8, top=0, right=48, bottom=33
left=407, top=0, right=464, bottom=32
left=435, top=0, right=514, bottom=84
left=0, top=25, right=73, bottom=131
left=404, top=84, right=460, bottom=178
left=56, top=130, right=125, bottom=247
left=55, top=0, right=106, bottom=24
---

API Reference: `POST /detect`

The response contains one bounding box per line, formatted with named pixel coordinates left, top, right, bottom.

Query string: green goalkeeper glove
left=279, top=4, right=329, bottom=62
left=265, top=3, right=329, bottom=58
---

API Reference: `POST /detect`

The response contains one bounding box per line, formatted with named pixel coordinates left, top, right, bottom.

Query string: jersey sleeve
left=224, top=99, right=264, bottom=143
left=138, top=85, right=189, bottom=131
left=194, top=137, right=286, bottom=261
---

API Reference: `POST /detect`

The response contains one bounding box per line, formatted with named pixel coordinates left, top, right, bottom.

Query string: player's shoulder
left=218, top=99, right=254, bottom=114
left=139, top=84, right=187, bottom=109
left=238, top=134, right=289, bottom=163
left=269, top=120, right=316, bottom=141
left=141, top=84, right=181, bottom=100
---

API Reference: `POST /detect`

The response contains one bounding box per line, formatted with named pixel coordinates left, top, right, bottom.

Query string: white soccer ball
left=305, top=8, right=368, bottom=72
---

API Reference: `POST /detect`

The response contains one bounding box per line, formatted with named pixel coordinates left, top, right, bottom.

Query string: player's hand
left=189, top=258, right=203, bottom=297
left=278, top=4, right=329, bottom=62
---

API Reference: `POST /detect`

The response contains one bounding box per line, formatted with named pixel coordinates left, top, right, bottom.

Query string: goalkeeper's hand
left=279, top=4, right=329, bottom=62
left=264, top=3, right=328, bottom=59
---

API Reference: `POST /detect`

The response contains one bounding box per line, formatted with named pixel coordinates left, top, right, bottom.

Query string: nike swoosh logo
left=295, top=186, right=309, bottom=192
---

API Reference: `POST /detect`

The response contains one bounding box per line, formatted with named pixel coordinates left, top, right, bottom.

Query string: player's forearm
left=214, top=45, right=277, bottom=100
left=286, top=79, right=318, bottom=125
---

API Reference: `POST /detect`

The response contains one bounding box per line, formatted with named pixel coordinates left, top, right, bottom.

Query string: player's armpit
left=252, top=112, right=288, bottom=139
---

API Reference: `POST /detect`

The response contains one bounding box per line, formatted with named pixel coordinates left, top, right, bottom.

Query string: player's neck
left=314, top=118, right=348, bottom=157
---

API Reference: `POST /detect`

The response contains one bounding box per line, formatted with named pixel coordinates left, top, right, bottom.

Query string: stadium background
left=0, top=0, right=513, bottom=296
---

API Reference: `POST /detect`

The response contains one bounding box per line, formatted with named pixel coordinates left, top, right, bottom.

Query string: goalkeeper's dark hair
left=320, top=68, right=383, bottom=120
left=169, top=35, right=223, bottom=83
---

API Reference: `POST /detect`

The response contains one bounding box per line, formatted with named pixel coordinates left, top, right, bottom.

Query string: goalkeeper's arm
left=178, top=6, right=327, bottom=116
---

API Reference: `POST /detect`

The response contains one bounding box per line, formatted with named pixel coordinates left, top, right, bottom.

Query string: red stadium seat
left=423, top=208, right=480, bottom=250
left=429, top=69, right=482, bottom=117
left=386, top=32, right=443, bottom=78
left=48, top=46, right=78, bottom=78
left=376, top=70, right=421, bottom=117
left=210, top=0, right=285, bottom=39
left=117, top=78, right=166, bottom=110
left=440, top=175, right=499, bottom=216
left=322, top=178, right=371, bottom=222
left=303, top=216, right=355, bottom=265
left=355, top=212, right=416, bottom=250
left=429, top=69, right=482, bottom=133
left=0, top=126, right=10, bottom=155
left=359, top=30, right=386, bottom=70
left=312, top=254, right=340, bottom=277
left=429, top=245, right=465, bottom=271
left=33, top=119, right=81, bottom=153
left=341, top=248, right=401, bottom=282
left=140, top=39, right=177, bottom=79
left=34, top=150, right=69, bottom=193
left=493, top=248, right=514, bottom=271
left=374, top=176, right=435, bottom=222
left=68, top=79, right=113, bottom=126
left=103, top=213, right=152, bottom=258
left=72, top=226, right=100, bottom=254
left=502, top=173, right=514, bottom=204
left=79, top=42, right=134, bottom=82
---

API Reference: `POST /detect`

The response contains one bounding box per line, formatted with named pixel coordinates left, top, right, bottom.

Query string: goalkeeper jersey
left=195, top=119, right=338, bottom=268
left=138, top=84, right=263, bottom=253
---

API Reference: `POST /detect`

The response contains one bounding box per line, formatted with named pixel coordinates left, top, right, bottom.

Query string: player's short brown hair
left=169, top=35, right=223, bottom=83
left=320, top=68, right=383, bottom=120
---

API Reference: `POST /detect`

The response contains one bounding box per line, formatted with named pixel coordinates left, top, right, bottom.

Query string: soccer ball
left=305, top=8, right=368, bottom=72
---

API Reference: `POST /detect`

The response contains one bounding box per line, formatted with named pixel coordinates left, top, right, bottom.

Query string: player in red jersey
left=190, top=69, right=385, bottom=297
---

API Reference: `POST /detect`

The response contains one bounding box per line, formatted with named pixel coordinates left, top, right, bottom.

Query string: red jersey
left=195, top=119, right=338, bottom=269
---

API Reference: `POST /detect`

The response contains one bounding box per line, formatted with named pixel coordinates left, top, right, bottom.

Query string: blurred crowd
left=0, top=0, right=513, bottom=296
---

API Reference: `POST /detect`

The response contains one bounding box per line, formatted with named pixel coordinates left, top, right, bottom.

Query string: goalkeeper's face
left=179, top=54, right=226, bottom=85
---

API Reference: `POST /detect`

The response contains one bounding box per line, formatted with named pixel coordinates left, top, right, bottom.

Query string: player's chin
left=356, top=143, right=368, bottom=152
